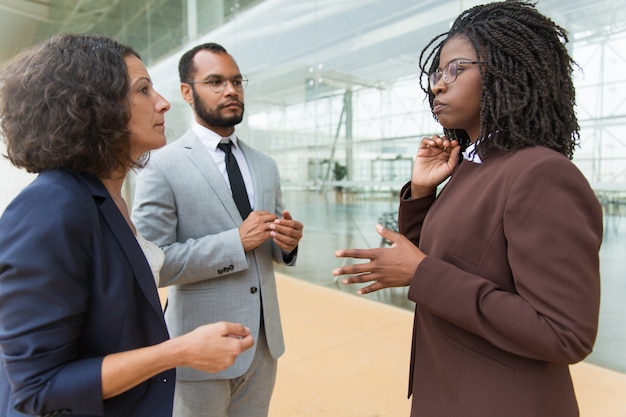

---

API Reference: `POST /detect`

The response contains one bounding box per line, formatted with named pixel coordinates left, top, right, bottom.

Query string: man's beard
left=193, top=87, right=244, bottom=128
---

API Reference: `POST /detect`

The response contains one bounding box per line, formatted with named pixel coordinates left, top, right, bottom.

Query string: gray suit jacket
left=132, top=129, right=291, bottom=380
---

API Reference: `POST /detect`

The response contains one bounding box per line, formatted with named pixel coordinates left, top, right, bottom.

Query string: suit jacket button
left=250, top=286, right=258, bottom=294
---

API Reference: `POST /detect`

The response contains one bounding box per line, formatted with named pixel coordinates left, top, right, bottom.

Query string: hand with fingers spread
left=333, top=224, right=426, bottom=295
left=269, top=210, right=303, bottom=253
left=412, top=134, right=461, bottom=198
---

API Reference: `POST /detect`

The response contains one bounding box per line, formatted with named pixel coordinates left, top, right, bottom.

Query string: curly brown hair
left=418, top=1, right=580, bottom=159
left=0, top=33, right=144, bottom=177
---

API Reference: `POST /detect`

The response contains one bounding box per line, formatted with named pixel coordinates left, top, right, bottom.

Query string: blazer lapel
left=79, top=174, right=165, bottom=319
left=181, top=131, right=244, bottom=223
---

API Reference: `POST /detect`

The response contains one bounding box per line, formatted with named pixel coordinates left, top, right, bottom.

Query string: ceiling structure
left=0, top=0, right=258, bottom=65
left=0, top=0, right=625, bottom=186
left=1, top=0, right=624, bottom=119
left=140, top=0, right=626, bottom=109
left=2, top=0, right=625, bottom=69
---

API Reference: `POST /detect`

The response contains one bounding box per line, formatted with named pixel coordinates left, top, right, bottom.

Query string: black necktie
left=217, top=140, right=252, bottom=219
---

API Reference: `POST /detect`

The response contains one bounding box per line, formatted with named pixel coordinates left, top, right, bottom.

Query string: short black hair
left=178, top=42, right=229, bottom=83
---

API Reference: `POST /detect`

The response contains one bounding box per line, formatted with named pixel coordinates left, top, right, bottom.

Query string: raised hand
left=239, top=211, right=278, bottom=252
left=333, top=224, right=426, bottom=294
left=411, top=135, right=461, bottom=198
left=269, top=210, right=303, bottom=253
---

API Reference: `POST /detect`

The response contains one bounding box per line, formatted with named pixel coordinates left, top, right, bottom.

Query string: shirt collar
left=192, top=121, right=238, bottom=150
left=462, top=141, right=482, bottom=164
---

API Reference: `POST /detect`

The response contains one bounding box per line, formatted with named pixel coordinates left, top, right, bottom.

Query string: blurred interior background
left=0, top=0, right=624, bottom=374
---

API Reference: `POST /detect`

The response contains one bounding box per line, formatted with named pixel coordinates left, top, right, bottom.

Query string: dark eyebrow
left=204, top=73, right=243, bottom=79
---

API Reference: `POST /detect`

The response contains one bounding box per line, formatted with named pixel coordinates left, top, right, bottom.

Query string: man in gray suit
left=132, top=43, right=303, bottom=417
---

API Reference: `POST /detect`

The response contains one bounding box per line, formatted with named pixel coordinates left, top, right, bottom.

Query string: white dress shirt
left=192, top=121, right=255, bottom=209
left=463, top=141, right=482, bottom=164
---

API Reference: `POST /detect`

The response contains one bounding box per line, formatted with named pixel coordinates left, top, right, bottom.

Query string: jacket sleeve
left=0, top=177, right=104, bottom=416
left=132, top=154, right=251, bottom=287
left=270, top=160, right=298, bottom=266
left=398, top=181, right=436, bottom=245
left=407, top=156, right=603, bottom=364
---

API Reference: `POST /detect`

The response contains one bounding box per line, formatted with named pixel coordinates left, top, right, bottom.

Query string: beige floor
left=269, top=274, right=626, bottom=417
left=158, top=274, right=626, bottom=416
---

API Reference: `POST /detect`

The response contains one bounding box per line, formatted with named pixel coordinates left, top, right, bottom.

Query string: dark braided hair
left=418, top=0, right=579, bottom=159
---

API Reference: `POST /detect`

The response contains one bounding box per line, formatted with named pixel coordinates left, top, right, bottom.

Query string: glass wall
left=2, top=0, right=624, bottom=372
left=143, top=0, right=626, bottom=372
left=32, top=0, right=262, bottom=66
left=139, top=0, right=626, bottom=372
left=139, top=0, right=626, bottom=188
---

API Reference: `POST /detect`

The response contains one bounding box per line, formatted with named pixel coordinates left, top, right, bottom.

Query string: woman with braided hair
left=333, top=1, right=603, bottom=415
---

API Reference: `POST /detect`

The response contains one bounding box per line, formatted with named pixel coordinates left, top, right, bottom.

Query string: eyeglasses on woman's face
left=186, top=75, right=248, bottom=93
left=429, top=60, right=483, bottom=90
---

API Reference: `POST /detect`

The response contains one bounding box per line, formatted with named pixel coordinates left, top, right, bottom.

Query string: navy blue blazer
left=0, top=170, right=175, bottom=417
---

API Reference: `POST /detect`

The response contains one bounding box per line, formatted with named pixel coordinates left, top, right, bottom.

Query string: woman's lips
left=433, top=100, right=446, bottom=114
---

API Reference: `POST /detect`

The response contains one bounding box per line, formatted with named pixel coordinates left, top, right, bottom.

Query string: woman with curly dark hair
left=0, top=34, right=253, bottom=417
left=334, top=2, right=603, bottom=416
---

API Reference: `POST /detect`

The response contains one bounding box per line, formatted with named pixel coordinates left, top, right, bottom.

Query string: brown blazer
left=399, top=146, right=602, bottom=417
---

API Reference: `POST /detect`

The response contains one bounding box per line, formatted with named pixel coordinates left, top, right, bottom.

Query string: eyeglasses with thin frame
left=429, top=60, right=483, bottom=91
left=186, top=75, right=248, bottom=93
